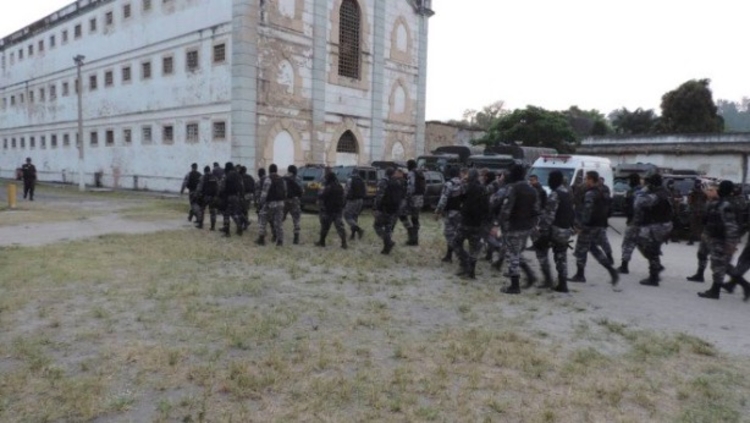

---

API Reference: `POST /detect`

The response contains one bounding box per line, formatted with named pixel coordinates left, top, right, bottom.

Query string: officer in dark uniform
left=193, top=166, right=219, bottom=230
left=218, top=162, right=245, bottom=237
left=239, top=166, right=255, bottom=230
left=569, top=171, right=619, bottom=286
left=618, top=173, right=642, bottom=274
left=315, top=171, right=348, bottom=249
left=21, top=157, right=37, bottom=201
left=534, top=170, right=575, bottom=292
left=499, top=164, right=539, bottom=294
left=256, top=164, right=286, bottom=246
left=687, top=179, right=707, bottom=245
left=344, top=168, right=367, bottom=240
left=283, top=165, right=303, bottom=245
left=374, top=168, right=404, bottom=255
left=452, top=169, right=489, bottom=279
left=698, top=181, right=742, bottom=299
left=181, top=163, right=202, bottom=221
left=634, top=174, right=673, bottom=286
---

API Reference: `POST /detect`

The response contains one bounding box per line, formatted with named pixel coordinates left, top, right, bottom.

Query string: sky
left=2, top=0, right=748, bottom=121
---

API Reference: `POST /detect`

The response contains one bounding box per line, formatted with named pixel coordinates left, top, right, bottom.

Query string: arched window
left=338, top=0, right=361, bottom=79
left=336, top=130, right=358, bottom=154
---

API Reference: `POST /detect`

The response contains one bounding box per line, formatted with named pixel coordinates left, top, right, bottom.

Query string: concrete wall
left=0, top=0, right=430, bottom=191
left=425, top=121, right=485, bottom=152
left=579, top=133, right=750, bottom=184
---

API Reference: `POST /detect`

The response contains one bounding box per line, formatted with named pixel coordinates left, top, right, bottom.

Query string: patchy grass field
left=1, top=195, right=749, bottom=422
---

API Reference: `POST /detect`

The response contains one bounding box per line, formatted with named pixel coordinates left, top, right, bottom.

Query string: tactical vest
left=508, top=181, right=537, bottom=231
left=266, top=175, right=286, bottom=202
left=588, top=187, right=609, bottom=228
left=643, top=187, right=673, bottom=225
left=203, top=174, right=219, bottom=197
left=413, top=170, right=426, bottom=196
left=187, top=170, right=201, bottom=191
left=380, top=178, right=405, bottom=214
left=445, top=180, right=463, bottom=211
left=224, top=172, right=242, bottom=196
left=553, top=188, right=575, bottom=229
left=704, top=200, right=730, bottom=239
left=348, top=176, right=366, bottom=200
left=461, top=182, right=488, bottom=227
left=323, top=182, right=345, bottom=213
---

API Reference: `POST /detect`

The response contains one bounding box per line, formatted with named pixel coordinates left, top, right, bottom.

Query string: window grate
left=338, top=0, right=361, bottom=79
left=336, top=131, right=358, bottom=153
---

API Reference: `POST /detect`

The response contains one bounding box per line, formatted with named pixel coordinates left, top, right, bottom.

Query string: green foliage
left=659, top=79, right=723, bottom=134
left=608, top=107, right=660, bottom=135
left=563, top=106, right=611, bottom=137
left=717, top=98, right=750, bottom=132
left=475, top=106, right=579, bottom=153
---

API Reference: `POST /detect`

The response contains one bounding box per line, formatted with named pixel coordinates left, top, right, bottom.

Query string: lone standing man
left=404, top=160, right=426, bottom=246
left=22, top=157, right=37, bottom=201
left=181, top=163, right=202, bottom=222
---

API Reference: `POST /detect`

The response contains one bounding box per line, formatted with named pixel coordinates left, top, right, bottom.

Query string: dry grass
left=0, top=194, right=749, bottom=422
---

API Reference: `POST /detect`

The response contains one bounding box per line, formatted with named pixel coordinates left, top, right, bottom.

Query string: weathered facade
left=0, top=0, right=433, bottom=191
left=578, top=133, right=750, bottom=183
left=425, top=120, right=485, bottom=153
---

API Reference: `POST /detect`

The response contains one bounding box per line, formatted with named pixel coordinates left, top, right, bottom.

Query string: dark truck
left=483, top=144, right=557, bottom=168
left=417, top=144, right=544, bottom=177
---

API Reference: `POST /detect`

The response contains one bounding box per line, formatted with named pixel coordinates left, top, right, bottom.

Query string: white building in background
left=0, top=0, right=433, bottom=191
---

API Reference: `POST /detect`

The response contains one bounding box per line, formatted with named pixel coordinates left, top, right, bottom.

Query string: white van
left=528, top=155, right=614, bottom=193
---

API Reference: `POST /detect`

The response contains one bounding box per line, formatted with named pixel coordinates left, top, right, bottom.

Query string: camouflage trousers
left=504, top=230, right=531, bottom=277
left=621, top=224, right=639, bottom=262
left=320, top=211, right=346, bottom=241
left=636, top=222, right=673, bottom=273
left=442, top=210, right=462, bottom=244
left=574, top=227, right=611, bottom=269
left=240, top=194, right=253, bottom=227
left=731, top=241, right=750, bottom=277
left=598, top=228, right=613, bottom=257
left=187, top=191, right=198, bottom=219
left=399, top=196, right=424, bottom=231
left=374, top=211, right=398, bottom=244
left=222, top=195, right=243, bottom=231
left=689, top=214, right=704, bottom=243
left=283, top=197, right=302, bottom=236
left=452, top=224, right=483, bottom=266
left=258, top=201, right=285, bottom=241
left=193, top=196, right=217, bottom=227
left=696, top=237, right=709, bottom=269
left=535, top=226, right=573, bottom=280
left=343, top=199, right=363, bottom=229
left=705, top=236, right=737, bottom=285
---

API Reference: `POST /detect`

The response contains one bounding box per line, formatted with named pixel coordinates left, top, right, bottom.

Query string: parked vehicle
left=611, top=163, right=659, bottom=214
left=483, top=144, right=557, bottom=167
left=528, top=154, right=613, bottom=194
left=299, top=165, right=379, bottom=211
left=466, top=154, right=520, bottom=174
left=423, top=170, right=445, bottom=210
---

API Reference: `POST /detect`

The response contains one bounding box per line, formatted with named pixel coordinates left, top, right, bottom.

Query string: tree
left=717, top=98, right=750, bottom=132
left=563, top=106, right=611, bottom=137
left=474, top=106, right=579, bottom=153
left=659, top=79, right=723, bottom=133
left=608, top=107, right=659, bottom=135
left=462, top=100, right=509, bottom=130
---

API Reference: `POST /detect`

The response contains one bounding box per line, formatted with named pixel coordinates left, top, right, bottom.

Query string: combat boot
left=220, top=225, right=230, bottom=237
left=405, top=228, right=418, bottom=246
left=568, top=265, right=586, bottom=283
left=236, top=225, right=243, bottom=236
left=722, top=281, right=737, bottom=294
left=467, top=260, right=477, bottom=279
left=357, top=226, right=364, bottom=239
left=441, top=247, right=453, bottom=263
left=210, top=218, right=216, bottom=231
left=698, top=282, right=722, bottom=299
left=340, top=234, right=348, bottom=250
left=521, top=262, right=537, bottom=289
left=686, top=265, right=706, bottom=282
left=381, top=240, right=395, bottom=255
left=188, top=210, right=194, bottom=222
left=293, top=233, right=300, bottom=245
left=639, top=269, right=660, bottom=287
left=350, top=228, right=356, bottom=240
left=195, top=221, right=203, bottom=229
left=276, top=238, right=283, bottom=247
left=413, top=230, right=419, bottom=246
left=728, top=275, right=750, bottom=301
left=255, top=235, right=265, bottom=246
left=617, top=260, right=629, bottom=274
left=314, top=236, right=326, bottom=247
left=502, top=276, right=521, bottom=294
left=455, top=260, right=468, bottom=277
left=606, top=264, right=620, bottom=286
left=554, top=275, right=569, bottom=293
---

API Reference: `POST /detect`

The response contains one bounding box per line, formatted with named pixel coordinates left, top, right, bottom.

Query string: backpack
left=350, top=175, right=366, bottom=199
left=285, top=176, right=302, bottom=199
left=380, top=178, right=405, bottom=214
left=413, top=170, right=426, bottom=196
left=203, top=174, right=219, bottom=197
left=187, top=170, right=201, bottom=191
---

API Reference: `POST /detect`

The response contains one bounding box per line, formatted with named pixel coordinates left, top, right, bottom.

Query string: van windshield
left=528, top=167, right=576, bottom=187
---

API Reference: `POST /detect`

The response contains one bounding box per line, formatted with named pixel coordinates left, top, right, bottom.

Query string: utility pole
left=74, top=55, right=86, bottom=191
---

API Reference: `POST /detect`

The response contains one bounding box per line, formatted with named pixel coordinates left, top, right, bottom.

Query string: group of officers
left=180, top=160, right=750, bottom=302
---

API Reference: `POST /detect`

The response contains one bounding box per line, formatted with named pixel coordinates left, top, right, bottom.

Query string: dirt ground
left=2, top=181, right=747, bottom=355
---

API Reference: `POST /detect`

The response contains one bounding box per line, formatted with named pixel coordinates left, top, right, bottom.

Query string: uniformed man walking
left=373, top=168, right=404, bottom=255
left=343, top=168, right=367, bottom=240
left=698, top=181, right=742, bottom=299
left=569, top=171, right=619, bottom=285
left=283, top=165, right=303, bottom=245
left=218, top=162, right=245, bottom=237
left=434, top=167, right=464, bottom=263
left=256, top=164, right=287, bottom=246
left=193, top=166, right=220, bottom=230
left=618, top=173, right=642, bottom=274
left=181, top=163, right=202, bottom=221
left=315, top=171, right=348, bottom=249
left=452, top=169, right=489, bottom=279
left=404, top=160, right=426, bottom=246
left=634, top=174, right=673, bottom=286
left=499, top=164, right=538, bottom=294
left=534, top=170, right=576, bottom=292
left=21, top=157, right=37, bottom=201
left=687, top=179, right=707, bottom=245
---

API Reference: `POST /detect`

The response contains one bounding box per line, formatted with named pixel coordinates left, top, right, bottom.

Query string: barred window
left=90, top=131, right=98, bottom=146
left=186, top=123, right=199, bottom=143
left=75, top=24, right=82, bottom=38
left=124, top=129, right=132, bottom=144
left=50, top=35, right=56, bottom=47
left=142, top=126, right=152, bottom=143
left=63, top=134, right=70, bottom=146
left=30, top=136, right=36, bottom=148
left=89, top=74, right=98, bottom=90
left=62, top=82, right=69, bottom=96
left=39, top=88, right=45, bottom=102
left=105, top=71, right=113, bottom=87
left=336, top=130, right=358, bottom=153
left=213, top=121, right=226, bottom=140
left=51, top=135, right=58, bottom=148
left=41, top=136, right=46, bottom=149
left=90, top=18, right=97, bottom=32
left=142, top=61, right=152, bottom=79
left=162, top=56, right=173, bottom=75
left=124, top=4, right=132, bottom=18
left=50, top=84, right=57, bottom=100
left=122, top=66, right=132, bottom=82
left=162, top=125, right=174, bottom=144
left=143, top=0, right=152, bottom=11
left=106, top=130, right=115, bottom=146
left=105, top=11, right=114, bottom=25
left=186, top=50, right=199, bottom=71
left=62, top=30, right=68, bottom=43
left=213, top=43, right=226, bottom=63
left=38, top=40, right=44, bottom=52
left=338, top=0, right=361, bottom=79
